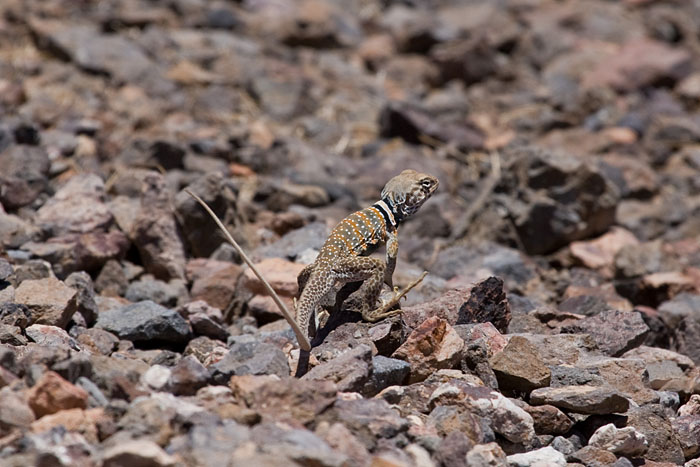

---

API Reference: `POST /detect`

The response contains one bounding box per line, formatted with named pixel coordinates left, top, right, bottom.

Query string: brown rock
left=672, top=415, right=700, bottom=458
left=27, top=371, right=88, bottom=417
left=30, top=407, right=105, bottom=443
left=241, top=257, right=305, bottom=297
left=130, top=172, right=187, bottom=281
left=517, top=402, right=573, bottom=436
left=15, top=277, right=77, bottom=328
left=392, top=316, right=464, bottom=383
left=489, top=336, right=551, bottom=393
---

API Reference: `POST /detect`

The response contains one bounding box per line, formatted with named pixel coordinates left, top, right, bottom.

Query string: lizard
left=295, top=169, right=439, bottom=340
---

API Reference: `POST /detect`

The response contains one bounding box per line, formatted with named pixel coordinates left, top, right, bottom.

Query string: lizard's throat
left=376, top=198, right=402, bottom=228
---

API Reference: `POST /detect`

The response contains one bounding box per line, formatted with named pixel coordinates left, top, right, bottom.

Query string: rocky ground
left=1, top=0, right=700, bottom=465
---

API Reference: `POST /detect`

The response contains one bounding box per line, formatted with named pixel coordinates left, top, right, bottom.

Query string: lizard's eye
left=421, top=179, right=433, bottom=188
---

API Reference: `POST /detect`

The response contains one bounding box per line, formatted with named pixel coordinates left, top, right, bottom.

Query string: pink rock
left=241, top=257, right=306, bottom=297
left=27, top=371, right=88, bottom=418
left=582, top=38, right=691, bottom=92
left=570, top=227, right=639, bottom=275
left=392, top=316, right=464, bottom=383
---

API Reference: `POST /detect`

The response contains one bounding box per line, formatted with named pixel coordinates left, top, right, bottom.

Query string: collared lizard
left=295, top=169, right=439, bottom=339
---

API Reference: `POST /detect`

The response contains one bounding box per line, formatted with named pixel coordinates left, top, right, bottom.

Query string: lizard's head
left=381, top=169, right=439, bottom=219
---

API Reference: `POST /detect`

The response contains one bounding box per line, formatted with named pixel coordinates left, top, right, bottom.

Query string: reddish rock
left=582, top=38, right=691, bottom=92
left=188, top=259, right=242, bottom=311
left=392, top=316, right=464, bottom=383
left=241, top=257, right=305, bottom=297
left=27, top=371, right=88, bottom=417
left=14, top=277, right=77, bottom=328
left=401, top=286, right=470, bottom=329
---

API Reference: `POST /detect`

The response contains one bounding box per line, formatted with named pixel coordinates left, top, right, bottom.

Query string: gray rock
left=561, top=309, right=649, bottom=357
left=25, top=324, right=80, bottom=349
left=362, top=356, right=410, bottom=397
left=209, top=339, right=289, bottom=383
left=529, top=385, right=629, bottom=414
left=125, top=277, right=187, bottom=307
left=95, top=300, right=192, bottom=344
left=167, top=355, right=210, bottom=396
left=256, top=221, right=329, bottom=260
left=167, top=420, right=251, bottom=467
left=64, top=271, right=98, bottom=326
left=0, top=145, right=50, bottom=209
left=302, top=344, right=372, bottom=393
left=175, top=172, right=235, bottom=257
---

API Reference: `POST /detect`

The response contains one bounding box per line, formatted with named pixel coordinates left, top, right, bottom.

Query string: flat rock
left=25, top=324, right=80, bottom=349
left=570, top=227, right=640, bottom=275
left=189, top=260, right=242, bottom=311
left=514, top=401, right=573, bottom=436
left=240, top=376, right=337, bottom=426
left=362, top=356, right=410, bottom=397
left=507, top=446, right=566, bottom=467
left=529, top=385, right=629, bottom=414
left=15, top=277, right=77, bottom=328
left=466, top=442, right=508, bottom=466
left=35, top=173, right=113, bottom=236
left=561, top=309, right=649, bottom=357
left=101, top=439, right=176, bottom=467
left=392, top=316, right=464, bottom=383
left=95, top=300, right=192, bottom=344
left=400, top=286, right=471, bottom=329
left=578, top=356, right=659, bottom=406
left=320, top=398, right=409, bottom=450
left=302, top=344, right=372, bottom=393
left=209, top=338, right=290, bottom=383
left=489, top=335, right=551, bottom=393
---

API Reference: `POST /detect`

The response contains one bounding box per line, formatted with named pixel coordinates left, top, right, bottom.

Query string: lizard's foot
left=362, top=271, right=428, bottom=322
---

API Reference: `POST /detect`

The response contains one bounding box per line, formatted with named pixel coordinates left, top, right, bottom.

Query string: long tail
left=185, top=189, right=311, bottom=351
